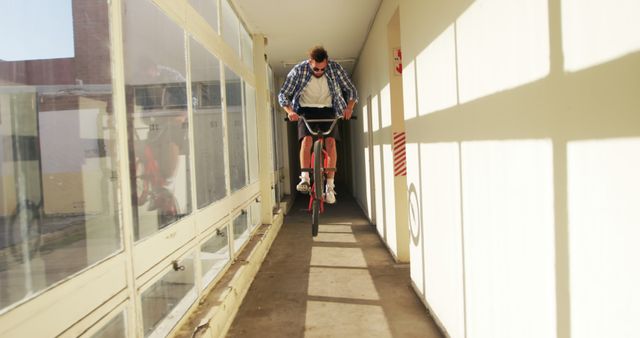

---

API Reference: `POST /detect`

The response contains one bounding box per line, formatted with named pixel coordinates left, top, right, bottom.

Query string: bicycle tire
left=311, top=200, right=320, bottom=237
left=313, top=140, right=324, bottom=201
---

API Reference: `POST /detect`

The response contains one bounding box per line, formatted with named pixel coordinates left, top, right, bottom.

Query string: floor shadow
left=227, top=190, right=443, bottom=337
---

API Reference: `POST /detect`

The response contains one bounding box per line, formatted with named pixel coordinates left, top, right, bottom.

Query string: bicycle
left=285, top=114, right=354, bottom=237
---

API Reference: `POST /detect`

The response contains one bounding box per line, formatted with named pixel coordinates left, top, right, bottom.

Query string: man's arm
left=333, top=63, right=358, bottom=120
left=283, top=104, right=299, bottom=121
left=278, top=65, right=301, bottom=121
left=343, top=99, right=356, bottom=120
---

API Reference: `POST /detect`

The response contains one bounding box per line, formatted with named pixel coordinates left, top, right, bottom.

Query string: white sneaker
left=324, top=185, right=337, bottom=204
left=296, top=178, right=310, bottom=193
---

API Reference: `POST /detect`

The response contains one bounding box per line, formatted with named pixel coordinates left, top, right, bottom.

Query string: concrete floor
left=227, top=192, right=444, bottom=338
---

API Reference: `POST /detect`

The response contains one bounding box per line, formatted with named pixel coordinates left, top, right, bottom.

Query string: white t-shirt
left=299, top=74, right=332, bottom=107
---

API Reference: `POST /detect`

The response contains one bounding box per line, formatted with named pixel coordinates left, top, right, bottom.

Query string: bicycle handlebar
left=283, top=115, right=357, bottom=136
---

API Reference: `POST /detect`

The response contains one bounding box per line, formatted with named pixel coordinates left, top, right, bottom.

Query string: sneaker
left=324, top=185, right=337, bottom=204
left=296, top=178, right=310, bottom=193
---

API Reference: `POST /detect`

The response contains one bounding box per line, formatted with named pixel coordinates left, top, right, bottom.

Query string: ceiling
left=231, top=0, right=382, bottom=78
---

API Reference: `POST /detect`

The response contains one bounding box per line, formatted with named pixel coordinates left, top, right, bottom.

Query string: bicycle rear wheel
left=311, top=200, right=320, bottom=237
left=313, top=140, right=324, bottom=200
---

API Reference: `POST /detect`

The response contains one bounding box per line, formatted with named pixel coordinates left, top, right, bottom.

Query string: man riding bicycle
left=278, top=46, right=358, bottom=204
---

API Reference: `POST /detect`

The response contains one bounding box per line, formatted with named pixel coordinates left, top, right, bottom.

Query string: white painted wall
left=352, top=0, right=640, bottom=337
left=351, top=0, right=402, bottom=259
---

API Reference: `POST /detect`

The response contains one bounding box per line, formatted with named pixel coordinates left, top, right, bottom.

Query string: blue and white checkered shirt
left=278, top=60, right=358, bottom=115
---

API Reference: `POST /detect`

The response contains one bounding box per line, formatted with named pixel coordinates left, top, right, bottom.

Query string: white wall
left=351, top=0, right=403, bottom=259
left=353, top=0, right=640, bottom=337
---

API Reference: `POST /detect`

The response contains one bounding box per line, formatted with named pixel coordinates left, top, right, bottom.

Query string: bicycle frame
left=286, top=114, right=343, bottom=236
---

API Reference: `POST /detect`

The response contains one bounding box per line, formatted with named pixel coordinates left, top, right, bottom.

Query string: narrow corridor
left=227, top=191, right=443, bottom=337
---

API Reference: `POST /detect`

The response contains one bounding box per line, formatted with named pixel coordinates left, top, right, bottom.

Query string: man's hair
left=309, top=46, right=328, bottom=62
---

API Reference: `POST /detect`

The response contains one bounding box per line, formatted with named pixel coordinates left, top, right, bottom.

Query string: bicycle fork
left=308, top=149, right=331, bottom=214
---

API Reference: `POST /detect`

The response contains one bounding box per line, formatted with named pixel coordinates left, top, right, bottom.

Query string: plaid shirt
left=278, top=60, right=358, bottom=115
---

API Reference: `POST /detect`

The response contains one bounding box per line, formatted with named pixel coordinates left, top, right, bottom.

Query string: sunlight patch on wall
left=416, top=25, right=459, bottom=115
left=402, top=60, right=419, bottom=120
left=371, top=94, right=380, bottom=133
left=373, top=144, right=385, bottom=238
left=461, top=139, right=556, bottom=338
left=380, top=84, right=392, bottom=128
left=421, top=142, right=465, bottom=338
left=456, top=0, right=550, bottom=103
left=364, top=148, right=373, bottom=219
left=405, top=142, right=424, bottom=296
left=562, top=0, right=640, bottom=72
left=362, top=102, right=370, bottom=133
left=567, top=138, right=640, bottom=338
left=383, top=144, right=397, bottom=254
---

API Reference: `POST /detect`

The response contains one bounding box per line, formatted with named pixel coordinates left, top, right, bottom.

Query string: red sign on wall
left=393, top=132, right=406, bottom=176
left=392, top=48, right=402, bottom=75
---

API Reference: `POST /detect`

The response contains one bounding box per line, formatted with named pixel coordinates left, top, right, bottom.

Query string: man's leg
left=297, top=135, right=313, bottom=192
left=324, top=137, right=337, bottom=204
left=324, top=137, right=337, bottom=179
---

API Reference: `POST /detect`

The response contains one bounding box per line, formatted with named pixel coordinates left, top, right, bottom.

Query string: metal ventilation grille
left=281, top=58, right=357, bottom=75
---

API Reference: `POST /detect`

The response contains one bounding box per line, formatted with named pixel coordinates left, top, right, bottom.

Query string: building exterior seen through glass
left=0, top=0, right=121, bottom=310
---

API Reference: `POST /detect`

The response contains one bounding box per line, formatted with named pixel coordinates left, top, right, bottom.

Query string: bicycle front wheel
left=313, top=140, right=324, bottom=200
left=311, top=200, right=320, bottom=237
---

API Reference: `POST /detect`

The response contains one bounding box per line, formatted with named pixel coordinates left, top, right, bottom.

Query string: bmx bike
left=286, top=114, right=354, bottom=237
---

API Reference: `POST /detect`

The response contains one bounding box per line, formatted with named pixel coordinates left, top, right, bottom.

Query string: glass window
left=224, top=68, right=247, bottom=192
left=0, top=0, right=121, bottom=311
left=200, top=225, right=229, bottom=288
left=244, top=83, right=259, bottom=184
left=123, top=0, right=192, bottom=240
left=91, top=311, right=127, bottom=338
left=190, top=38, right=226, bottom=208
left=250, top=200, right=261, bottom=230
left=220, top=0, right=240, bottom=56
left=240, top=24, right=253, bottom=71
left=188, top=0, right=218, bottom=33
left=232, top=211, right=249, bottom=252
left=141, top=255, right=195, bottom=337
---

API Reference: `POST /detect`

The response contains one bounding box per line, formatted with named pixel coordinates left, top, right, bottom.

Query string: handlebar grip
left=283, top=115, right=358, bottom=122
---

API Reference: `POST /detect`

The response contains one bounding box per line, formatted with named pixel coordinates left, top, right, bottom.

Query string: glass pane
left=240, top=25, right=253, bottom=71
left=201, top=225, right=229, bottom=288
left=141, top=255, right=195, bottom=337
left=224, top=68, right=246, bottom=192
left=91, top=311, right=126, bottom=338
left=188, top=0, right=218, bottom=33
left=0, top=0, right=121, bottom=310
left=220, top=0, right=240, bottom=56
left=190, top=39, right=226, bottom=208
left=250, top=200, right=261, bottom=230
left=244, top=83, right=258, bottom=184
left=232, top=211, right=249, bottom=252
left=123, top=0, right=192, bottom=240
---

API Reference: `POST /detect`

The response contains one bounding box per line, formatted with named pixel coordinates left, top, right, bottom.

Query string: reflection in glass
left=201, top=225, right=229, bottom=288
left=91, top=311, right=126, bottom=338
left=123, top=0, right=192, bottom=240
left=233, top=211, right=249, bottom=252
left=240, top=24, right=253, bottom=71
left=190, top=39, right=226, bottom=208
left=221, top=0, right=240, bottom=56
left=188, top=0, right=218, bottom=33
left=250, top=200, right=262, bottom=230
left=225, top=68, right=247, bottom=192
left=244, top=84, right=259, bottom=184
left=0, top=0, right=121, bottom=311
left=141, top=255, right=195, bottom=337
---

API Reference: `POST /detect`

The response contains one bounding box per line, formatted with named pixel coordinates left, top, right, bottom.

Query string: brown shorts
left=297, top=106, right=341, bottom=142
